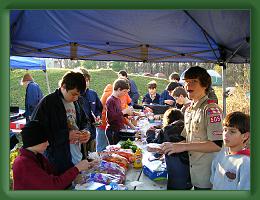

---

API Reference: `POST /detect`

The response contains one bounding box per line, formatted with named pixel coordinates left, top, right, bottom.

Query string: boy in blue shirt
left=210, top=111, right=250, bottom=190
left=142, top=80, right=160, bottom=105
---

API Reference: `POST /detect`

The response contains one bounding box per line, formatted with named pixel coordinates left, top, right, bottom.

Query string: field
left=10, top=68, right=168, bottom=109
left=10, top=68, right=249, bottom=115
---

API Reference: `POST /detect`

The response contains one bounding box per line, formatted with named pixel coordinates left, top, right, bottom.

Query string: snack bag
left=112, top=150, right=135, bottom=163
left=88, top=173, right=125, bottom=184
left=102, top=153, right=129, bottom=169
left=99, top=160, right=126, bottom=177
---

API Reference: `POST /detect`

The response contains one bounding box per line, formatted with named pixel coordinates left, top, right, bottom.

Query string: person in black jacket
left=31, top=71, right=91, bottom=174
left=146, top=108, right=192, bottom=190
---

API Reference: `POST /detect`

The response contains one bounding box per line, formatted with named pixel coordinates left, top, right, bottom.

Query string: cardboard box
left=143, top=162, right=167, bottom=181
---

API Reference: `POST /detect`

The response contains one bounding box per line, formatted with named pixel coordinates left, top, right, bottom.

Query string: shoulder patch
left=207, top=107, right=222, bottom=115
left=207, top=99, right=216, bottom=104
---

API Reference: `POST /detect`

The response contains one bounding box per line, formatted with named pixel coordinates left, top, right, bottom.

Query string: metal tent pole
left=221, top=63, right=227, bottom=117
left=44, top=70, right=51, bottom=94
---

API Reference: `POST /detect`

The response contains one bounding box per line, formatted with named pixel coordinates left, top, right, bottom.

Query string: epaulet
left=207, top=99, right=216, bottom=104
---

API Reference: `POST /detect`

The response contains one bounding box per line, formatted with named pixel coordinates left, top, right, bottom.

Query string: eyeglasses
left=183, top=79, right=199, bottom=86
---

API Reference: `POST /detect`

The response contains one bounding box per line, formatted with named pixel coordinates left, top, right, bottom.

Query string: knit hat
left=20, top=73, right=33, bottom=85
left=21, top=120, right=48, bottom=148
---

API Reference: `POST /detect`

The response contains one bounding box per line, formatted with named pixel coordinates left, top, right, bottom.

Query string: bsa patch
left=207, top=107, right=221, bottom=115
left=210, top=115, right=221, bottom=123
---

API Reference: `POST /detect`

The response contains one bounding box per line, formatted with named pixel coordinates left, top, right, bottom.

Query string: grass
left=10, top=68, right=250, bottom=115
left=10, top=68, right=168, bottom=109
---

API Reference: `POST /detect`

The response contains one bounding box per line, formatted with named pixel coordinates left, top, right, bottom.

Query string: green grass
left=12, top=68, right=247, bottom=114
left=10, top=68, right=169, bottom=109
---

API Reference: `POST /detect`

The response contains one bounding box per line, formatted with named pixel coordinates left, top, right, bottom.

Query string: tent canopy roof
left=207, top=69, right=221, bottom=78
left=10, top=10, right=250, bottom=64
left=10, top=56, right=46, bottom=71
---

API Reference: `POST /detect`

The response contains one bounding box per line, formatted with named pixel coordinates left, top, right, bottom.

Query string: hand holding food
left=75, top=159, right=90, bottom=171
left=79, top=130, right=91, bottom=143
left=69, top=130, right=81, bottom=144
left=147, top=143, right=163, bottom=154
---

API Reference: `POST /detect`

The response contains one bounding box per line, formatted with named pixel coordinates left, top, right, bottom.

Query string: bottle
left=133, top=148, right=142, bottom=169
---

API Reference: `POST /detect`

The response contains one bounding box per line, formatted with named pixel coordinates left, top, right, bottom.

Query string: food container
left=119, top=129, right=137, bottom=141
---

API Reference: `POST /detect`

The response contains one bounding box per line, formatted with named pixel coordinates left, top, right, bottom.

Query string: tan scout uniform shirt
left=182, top=95, right=223, bottom=188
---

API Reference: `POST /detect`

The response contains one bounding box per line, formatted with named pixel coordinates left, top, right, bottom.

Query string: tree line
left=49, top=59, right=249, bottom=87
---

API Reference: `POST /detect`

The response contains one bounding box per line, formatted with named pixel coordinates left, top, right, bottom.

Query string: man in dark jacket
left=31, top=71, right=91, bottom=174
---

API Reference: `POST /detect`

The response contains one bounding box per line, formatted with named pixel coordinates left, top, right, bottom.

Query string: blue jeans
left=96, top=127, right=109, bottom=152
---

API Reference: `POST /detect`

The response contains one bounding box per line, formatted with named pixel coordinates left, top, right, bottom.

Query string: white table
left=124, top=138, right=167, bottom=190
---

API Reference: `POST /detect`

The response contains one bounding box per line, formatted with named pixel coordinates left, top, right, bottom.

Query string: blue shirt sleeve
left=159, top=90, right=175, bottom=105
left=25, top=82, right=43, bottom=116
left=129, top=79, right=139, bottom=104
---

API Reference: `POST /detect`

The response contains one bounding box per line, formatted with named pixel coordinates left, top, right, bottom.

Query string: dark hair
left=60, top=71, right=86, bottom=93
left=147, top=80, right=157, bottom=89
left=169, top=72, right=180, bottom=81
left=113, top=78, right=130, bottom=91
left=223, top=111, right=250, bottom=134
left=163, top=108, right=184, bottom=127
left=172, top=86, right=187, bottom=98
left=76, top=67, right=91, bottom=81
left=166, top=82, right=179, bottom=92
left=118, top=70, right=128, bottom=77
left=184, top=66, right=211, bottom=94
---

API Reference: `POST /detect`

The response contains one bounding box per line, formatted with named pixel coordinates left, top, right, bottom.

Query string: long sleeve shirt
left=159, top=89, right=175, bottom=105
left=13, top=148, right=79, bottom=190
left=210, top=147, right=250, bottom=190
left=129, top=79, right=139, bottom=104
left=25, top=81, right=43, bottom=118
left=106, top=95, right=125, bottom=131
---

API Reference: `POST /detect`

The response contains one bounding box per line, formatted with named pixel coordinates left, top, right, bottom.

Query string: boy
left=142, top=80, right=160, bottom=105
left=170, top=86, right=191, bottom=112
left=118, top=70, right=140, bottom=105
left=162, top=66, right=223, bottom=189
left=31, top=71, right=91, bottom=174
left=159, top=72, right=182, bottom=106
left=12, top=120, right=98, bottom=190
left=105, top=78, right=133, bottom=145
left=96, top=78, right=135, bottom=151
left=147, top=108, right=192, bottom=190
left=159, top=82, right=179, bottom=106
left=76, top=67, right=103, bottom=154
left=210, top=111, right=250, bottom=190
